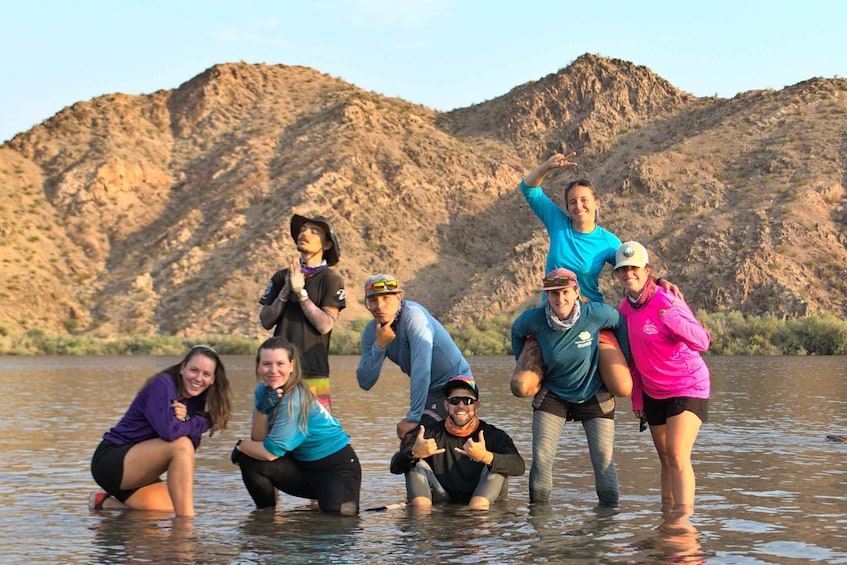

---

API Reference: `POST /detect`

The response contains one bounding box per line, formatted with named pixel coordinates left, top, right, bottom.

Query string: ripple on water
left=755, top=540, right=847, bottom=564
left=722, top=518, right=785, bottom=534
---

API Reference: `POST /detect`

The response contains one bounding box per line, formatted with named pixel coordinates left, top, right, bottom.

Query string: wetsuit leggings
left=238, top=444, right=361, bottom=514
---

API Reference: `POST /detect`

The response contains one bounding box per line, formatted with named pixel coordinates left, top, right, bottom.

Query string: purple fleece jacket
left=103, top=373, right=211, bottom=449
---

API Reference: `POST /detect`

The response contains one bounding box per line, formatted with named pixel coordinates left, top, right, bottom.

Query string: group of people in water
left=88, top=151, right=712, bottom=524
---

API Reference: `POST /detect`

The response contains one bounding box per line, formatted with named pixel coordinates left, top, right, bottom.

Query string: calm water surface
left=0, top=355, right=845, bottom=564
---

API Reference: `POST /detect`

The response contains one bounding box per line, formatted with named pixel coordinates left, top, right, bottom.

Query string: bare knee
left=339, top=501, right=358, bottom=516
left=409, top=496, right=432, bottom=509
left=665, top=449, right=691, bottom=470
left=468, top=496, right=490, bottom=510
left=511, top=371, right=541, bottom=397
left=169, top=436, right=196, bottom=461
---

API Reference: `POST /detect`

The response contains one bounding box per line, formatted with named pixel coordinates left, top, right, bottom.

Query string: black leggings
left=238, top=444, right=361, bottom=514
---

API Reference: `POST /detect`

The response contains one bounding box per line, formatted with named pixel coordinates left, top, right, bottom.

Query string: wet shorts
left=532, top=387, right=616, bottom=421
left=643, top=394, right=709, bottom=426
left=91, top=440, right=161, bottom=503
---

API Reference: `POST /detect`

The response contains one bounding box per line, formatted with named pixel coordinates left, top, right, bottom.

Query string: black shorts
left=532, top=387, right=616, bottom=421
left=643, top=394, right=709, bottom=426
left=91, top=440, right=161, bottom=503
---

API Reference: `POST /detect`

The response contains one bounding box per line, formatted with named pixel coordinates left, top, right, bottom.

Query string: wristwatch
left=298, top=288, right=309, bottom=302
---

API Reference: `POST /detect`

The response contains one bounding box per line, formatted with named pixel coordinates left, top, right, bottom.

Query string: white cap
left=615, top=241, right=649, bottom=269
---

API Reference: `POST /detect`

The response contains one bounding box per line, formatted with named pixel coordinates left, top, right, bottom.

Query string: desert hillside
left=1, top=53, right=845, bottom=340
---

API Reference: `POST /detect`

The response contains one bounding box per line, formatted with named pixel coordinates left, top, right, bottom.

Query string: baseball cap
left=615, top=241, right=649, bottom=269
left=541, top=268, right=579, bottom=290
left=364, top=274, right=401, bottom=297
left=442, top=375, right=479, bottom=399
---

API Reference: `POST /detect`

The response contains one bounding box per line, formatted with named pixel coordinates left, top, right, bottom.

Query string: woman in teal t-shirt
left=232, top=337, right=361, bottom=515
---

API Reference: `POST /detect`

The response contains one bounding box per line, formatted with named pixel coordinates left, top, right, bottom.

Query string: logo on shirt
left=642, top=320, right=660, bottom=335
left=576, top=331, right=593, bottom=348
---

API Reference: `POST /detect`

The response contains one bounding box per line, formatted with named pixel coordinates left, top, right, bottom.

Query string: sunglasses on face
left=542, top=276, right=574, bottom=287
left=447, top=396, right=477, bottom=406
left=366, top=279, right=399, bottom=292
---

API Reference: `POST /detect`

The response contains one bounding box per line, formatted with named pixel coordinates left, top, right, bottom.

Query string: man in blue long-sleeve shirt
left=356, top=273, right=473, bottom=440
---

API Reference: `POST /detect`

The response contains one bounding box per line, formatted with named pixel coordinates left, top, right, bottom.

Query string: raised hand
left=454, top=429, right=490, bottom=463
left=288, top=255, right=305, bottom=293
left=412, top=424, right=446, bottom=458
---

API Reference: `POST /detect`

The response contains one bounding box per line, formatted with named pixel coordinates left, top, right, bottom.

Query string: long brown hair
left=256, top=336, right=316, bottom=433
left=146, top=345, right=232, bottom=436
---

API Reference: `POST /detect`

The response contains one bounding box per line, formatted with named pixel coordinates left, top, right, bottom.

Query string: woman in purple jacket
left=614, top=241, right=710, bottom=519
left=89, top=345, right=232, bottom=516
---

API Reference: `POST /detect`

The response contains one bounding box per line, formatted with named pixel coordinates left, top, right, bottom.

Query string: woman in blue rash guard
left=232, top=336, right=361, bottom=515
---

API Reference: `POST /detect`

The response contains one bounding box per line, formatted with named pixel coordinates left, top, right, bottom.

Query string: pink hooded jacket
left=618, top=286, right=711, bottom=411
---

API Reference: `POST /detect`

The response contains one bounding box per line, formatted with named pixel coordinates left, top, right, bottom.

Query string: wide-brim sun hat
left=290, top=214, right=340, bottom=266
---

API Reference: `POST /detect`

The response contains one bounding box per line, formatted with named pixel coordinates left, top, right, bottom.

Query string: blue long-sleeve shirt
left=521, top=180, right=621, bottom=303
left=254, top=384, right=350, bottom=461
left=511, top=303, right=632, bottom=403
left=356, top=300, right=472, bottom=423
left=103, top=373, right=210, bottom=449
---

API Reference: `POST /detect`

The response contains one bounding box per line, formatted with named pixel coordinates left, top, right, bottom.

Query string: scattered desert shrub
left=0, top=313, right=844, bottom=356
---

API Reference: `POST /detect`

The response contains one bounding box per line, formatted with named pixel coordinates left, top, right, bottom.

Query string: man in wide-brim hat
left=259, top=214, right=346, bottom=410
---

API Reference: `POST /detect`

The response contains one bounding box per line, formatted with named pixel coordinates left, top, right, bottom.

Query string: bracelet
left=656, top=277, right=665, bottom=285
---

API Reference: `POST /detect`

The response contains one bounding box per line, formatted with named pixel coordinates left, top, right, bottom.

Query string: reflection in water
left=526, top=503, right=622, bottom=561
left=90, top=514, right=199, bottom=564
left=628, top=512, right=706, bottom=565
left=1, top=355, right=846, bottom=563
left=238, top=508, right=364, bottom=562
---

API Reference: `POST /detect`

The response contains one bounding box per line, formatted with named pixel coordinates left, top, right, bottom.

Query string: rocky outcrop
left=1, top=54, right=845, bottom=339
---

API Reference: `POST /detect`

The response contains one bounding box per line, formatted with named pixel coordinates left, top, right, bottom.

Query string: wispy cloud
left=317, top=0, right=450, bottom=27
left=248, top=16, right=282, bottom=29
left=211, top=28, right=290, bottom=47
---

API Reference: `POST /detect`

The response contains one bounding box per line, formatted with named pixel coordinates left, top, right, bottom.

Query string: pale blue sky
left=2, top=0, right=845, bottom=142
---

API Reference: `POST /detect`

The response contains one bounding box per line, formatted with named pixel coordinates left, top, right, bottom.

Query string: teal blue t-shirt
left=254, top=384, right=349, bottom=461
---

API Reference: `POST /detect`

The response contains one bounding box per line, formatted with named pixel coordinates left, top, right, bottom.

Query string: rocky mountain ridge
left=1, top=53, right=845, bottom=340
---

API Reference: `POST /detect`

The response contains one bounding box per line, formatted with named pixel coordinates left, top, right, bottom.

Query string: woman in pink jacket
left=614, top=241, right=711, bottom=518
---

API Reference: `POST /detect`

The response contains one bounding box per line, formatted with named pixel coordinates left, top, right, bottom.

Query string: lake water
left=0, top=355, right=845, bottom=564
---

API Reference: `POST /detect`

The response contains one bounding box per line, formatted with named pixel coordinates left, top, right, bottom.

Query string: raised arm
left=523, top=152, right=578, bottom=188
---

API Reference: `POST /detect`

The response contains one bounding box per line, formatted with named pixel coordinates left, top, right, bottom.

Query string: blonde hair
left=256, top=337, right=315, bottom=433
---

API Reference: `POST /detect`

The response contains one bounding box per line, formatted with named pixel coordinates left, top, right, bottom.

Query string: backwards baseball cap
left=442, top=375, right=479, bottom=399
left=290, top=214, right=340, bottom=266
left=615, top=241, right=649, bottom=269
left=364, top=273, right=402, bottom=297
left=542, top=268, right=579, bottom=290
